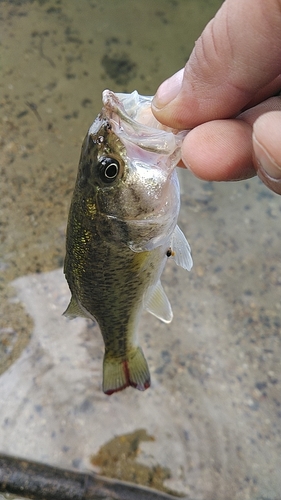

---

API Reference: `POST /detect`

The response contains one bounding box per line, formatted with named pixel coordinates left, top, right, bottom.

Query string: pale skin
left=152, top=0, right=281, bottom=195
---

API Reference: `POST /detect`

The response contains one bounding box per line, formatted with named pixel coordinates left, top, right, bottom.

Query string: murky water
left=1, top=1, right=281, bottom=500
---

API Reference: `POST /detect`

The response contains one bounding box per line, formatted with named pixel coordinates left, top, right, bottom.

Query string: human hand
left=152, top=0, right=281, bottom=194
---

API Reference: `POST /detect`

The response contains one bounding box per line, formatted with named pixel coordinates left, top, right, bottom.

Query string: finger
left=179, top=96, right=281, bottom=181
left=252, top=111, right=281, bottom=195
left=239, top=95, right=281, bottom=126
left=181, top=119, right=255, bottom=181
left=242, top=75, right=281, bottom=110
left=178, top=96, right=281, bottom=181
left=152, top=0, right=281, bottom=129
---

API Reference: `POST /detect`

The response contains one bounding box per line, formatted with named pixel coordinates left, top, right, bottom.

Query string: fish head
left=77, top=90, right=187, bottom=248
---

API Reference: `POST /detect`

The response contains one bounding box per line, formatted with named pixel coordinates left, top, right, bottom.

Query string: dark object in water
left=101, top=53, right=137, bottom=85
left=0, top=453, right=186, bottom=500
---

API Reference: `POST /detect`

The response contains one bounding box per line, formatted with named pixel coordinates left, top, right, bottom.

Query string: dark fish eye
left=98, top=157, right=120, bottom=184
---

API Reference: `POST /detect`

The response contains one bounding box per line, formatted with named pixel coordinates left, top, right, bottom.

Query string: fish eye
left=98, top=157, right=120, bottom=184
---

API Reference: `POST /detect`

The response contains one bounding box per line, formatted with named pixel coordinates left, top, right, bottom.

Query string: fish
left=63, top=90, right=193, bottom=395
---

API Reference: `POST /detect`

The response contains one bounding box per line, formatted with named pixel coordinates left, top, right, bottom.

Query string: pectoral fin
left=144, top=280, right=173, bottom=324
left=170, top=225, right=193, bottom=271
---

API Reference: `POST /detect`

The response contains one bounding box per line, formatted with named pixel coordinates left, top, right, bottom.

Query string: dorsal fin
left=63, top=296, right=90, bottom=319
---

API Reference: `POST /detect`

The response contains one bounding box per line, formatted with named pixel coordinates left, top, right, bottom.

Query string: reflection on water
left=0, top=1, right=281, bottom=499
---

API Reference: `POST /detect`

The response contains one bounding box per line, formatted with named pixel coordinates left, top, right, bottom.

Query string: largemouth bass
left=64, top=90, right=193, bottom=395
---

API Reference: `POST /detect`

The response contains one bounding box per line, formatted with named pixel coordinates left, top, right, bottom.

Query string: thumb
left=253, top=111, right=281, bottom=195
left=152, top=0, right=281, bottom=129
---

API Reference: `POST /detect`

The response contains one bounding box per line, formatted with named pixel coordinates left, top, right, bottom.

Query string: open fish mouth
left=99, top=89, right=188, bottom=156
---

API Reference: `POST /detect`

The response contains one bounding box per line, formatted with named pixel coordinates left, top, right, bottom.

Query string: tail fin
left=103, top=347, right=151, bottom=395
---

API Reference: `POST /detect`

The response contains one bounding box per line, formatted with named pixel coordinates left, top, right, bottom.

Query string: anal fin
left=144, top=280, right=173, bottom=324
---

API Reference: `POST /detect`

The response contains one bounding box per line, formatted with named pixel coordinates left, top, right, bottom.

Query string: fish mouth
left=102, top=89, right=188, bottom=156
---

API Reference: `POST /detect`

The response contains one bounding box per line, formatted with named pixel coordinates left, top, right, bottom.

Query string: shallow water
left=1, top=1, right=281, bottom=500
